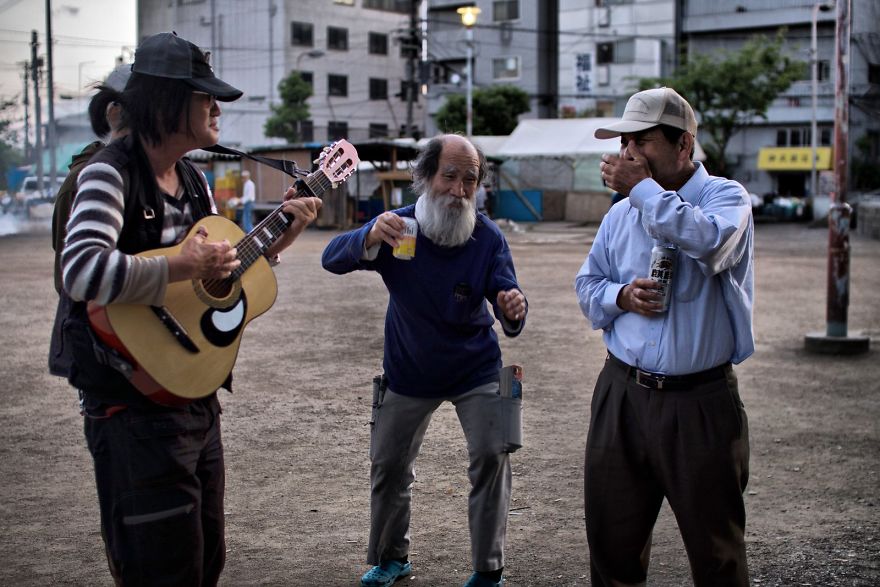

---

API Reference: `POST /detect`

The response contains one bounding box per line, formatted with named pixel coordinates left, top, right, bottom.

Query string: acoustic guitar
left=87, top=140, right=360, bottom=406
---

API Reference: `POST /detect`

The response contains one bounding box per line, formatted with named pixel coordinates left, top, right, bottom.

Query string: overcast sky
left=0, top=0, right=136, bottom=108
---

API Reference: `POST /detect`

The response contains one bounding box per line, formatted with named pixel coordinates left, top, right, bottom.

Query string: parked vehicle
left=13, top=176, right=63, bottom=218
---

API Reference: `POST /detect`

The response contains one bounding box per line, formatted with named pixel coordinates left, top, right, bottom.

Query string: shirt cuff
left=603, top=282, right=627, bottom=317
left=628, top=177, right=664, bottom=210
left=362, top=242, right=380, bottom=261
left=499, top=313, right=524, bottom=336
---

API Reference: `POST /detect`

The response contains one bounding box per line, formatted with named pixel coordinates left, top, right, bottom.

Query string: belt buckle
left=636, top=370, right=664, bottom=390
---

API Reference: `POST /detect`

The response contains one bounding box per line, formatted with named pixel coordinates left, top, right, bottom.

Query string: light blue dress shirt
left=574, top=162, right=755, bottom=375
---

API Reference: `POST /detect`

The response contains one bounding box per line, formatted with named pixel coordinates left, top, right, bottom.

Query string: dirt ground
left=0, top=218, right=878, bottom=586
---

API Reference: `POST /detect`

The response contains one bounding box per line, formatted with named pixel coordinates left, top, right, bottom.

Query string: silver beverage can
left=649, top=243, right=676, bottom=313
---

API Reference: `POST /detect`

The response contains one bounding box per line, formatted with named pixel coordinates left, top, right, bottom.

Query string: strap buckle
left=636, top=370, right=664, bottom=390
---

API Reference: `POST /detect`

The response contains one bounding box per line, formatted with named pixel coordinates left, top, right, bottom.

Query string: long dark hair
left=120, top=72, right=195, bottom=146
left=87, top=84, right=125, bottom=137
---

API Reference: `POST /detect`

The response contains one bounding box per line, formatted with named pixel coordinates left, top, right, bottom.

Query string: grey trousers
left=367, top=382, right=511, bottom=572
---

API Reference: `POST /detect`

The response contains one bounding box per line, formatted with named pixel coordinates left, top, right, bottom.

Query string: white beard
left=414, top=190, right=477, bottom=248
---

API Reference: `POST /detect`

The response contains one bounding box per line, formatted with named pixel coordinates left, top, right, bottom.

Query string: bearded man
left=322, top=134, right=527, bottom=587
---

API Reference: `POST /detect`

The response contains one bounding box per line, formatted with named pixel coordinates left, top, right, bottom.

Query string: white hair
left=414, top=190, right=476, bottom=248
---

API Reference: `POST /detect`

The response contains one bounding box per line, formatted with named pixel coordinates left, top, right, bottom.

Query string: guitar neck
left=230, top=169, right=331, bottom=279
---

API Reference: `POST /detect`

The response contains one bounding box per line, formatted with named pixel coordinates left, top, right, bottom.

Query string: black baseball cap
left=132, top=32, right=243, bottom=101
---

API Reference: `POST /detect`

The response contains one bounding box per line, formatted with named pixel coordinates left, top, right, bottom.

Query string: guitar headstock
left=315, top=140, right=360, bottom=188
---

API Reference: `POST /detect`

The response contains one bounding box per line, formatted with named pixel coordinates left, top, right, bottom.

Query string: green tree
left=640, top=31, right=806, bottom=177
left=0, top=98, right=23, bottom=190
left=434, top=85, right=531, bottom=135
left=264, top=72, right=313, bottom=143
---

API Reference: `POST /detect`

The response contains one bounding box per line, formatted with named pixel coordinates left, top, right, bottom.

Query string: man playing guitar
left=54, top=32, right=321, bottom=585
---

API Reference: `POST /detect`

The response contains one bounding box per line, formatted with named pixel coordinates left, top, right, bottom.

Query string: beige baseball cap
left=594, top=87, right=697, bottom=139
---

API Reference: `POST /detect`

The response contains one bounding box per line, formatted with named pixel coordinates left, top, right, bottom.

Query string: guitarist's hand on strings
left=168, top=226, right=240, bottom=282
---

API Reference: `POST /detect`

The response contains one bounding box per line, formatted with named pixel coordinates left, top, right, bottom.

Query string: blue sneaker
left=360, top=560, right=412, bottom=587
left=463, top=571, right=504, bottom=587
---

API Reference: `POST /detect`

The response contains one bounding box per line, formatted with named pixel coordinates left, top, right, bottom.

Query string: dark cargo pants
left=84, top=395, right=225, bottom=587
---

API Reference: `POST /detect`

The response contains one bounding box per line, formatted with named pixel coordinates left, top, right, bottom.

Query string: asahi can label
left=392, top=217, right=418, bottom=260
left=649, top=244, right=676, bottom=313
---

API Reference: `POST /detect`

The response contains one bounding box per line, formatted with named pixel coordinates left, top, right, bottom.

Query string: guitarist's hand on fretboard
left=265, top=189, right=323, bottom=257
left=168, top=227, right=241, bottom=282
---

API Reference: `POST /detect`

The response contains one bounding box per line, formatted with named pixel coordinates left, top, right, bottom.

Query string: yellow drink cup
left=392, top=217, right=418, bottom=260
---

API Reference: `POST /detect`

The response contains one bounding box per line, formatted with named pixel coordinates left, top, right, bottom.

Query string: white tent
left=495, top=118, right=706, bottom=160
left=481, top=118, right=705, bottom=222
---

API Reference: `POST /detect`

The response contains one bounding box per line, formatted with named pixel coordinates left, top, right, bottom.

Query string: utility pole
left=403, top=0, right=419, bottom=138
left=46, top=0, right=57, bottom=188
left=22, top=62, right=31, bottom=163
left=31, top=30, right=44, bottom=193
left=804, top=0, right=869, bottom=355
left=268, top=0, right=275, bottom=106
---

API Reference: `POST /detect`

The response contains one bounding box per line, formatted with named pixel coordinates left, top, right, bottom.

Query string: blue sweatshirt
left=321, top=205, right=526, bottom=397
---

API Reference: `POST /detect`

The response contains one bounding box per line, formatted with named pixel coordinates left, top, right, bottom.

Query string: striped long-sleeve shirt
left=61, top=161, right=211, bottom=307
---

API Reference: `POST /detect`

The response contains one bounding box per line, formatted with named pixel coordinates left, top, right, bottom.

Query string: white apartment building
left=138, top=0, right=420, bottom=147
left=557, top=0, right=677, bottom=118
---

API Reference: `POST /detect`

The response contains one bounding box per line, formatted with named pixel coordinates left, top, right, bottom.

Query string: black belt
left=606, top=353, right=730, bottom=391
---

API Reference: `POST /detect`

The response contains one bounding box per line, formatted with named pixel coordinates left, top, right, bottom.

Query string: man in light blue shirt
left=574, top=87, right=754, bottom=587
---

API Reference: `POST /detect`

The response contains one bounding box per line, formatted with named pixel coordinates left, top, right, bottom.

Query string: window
left=820, top=128, right=832, bottom=146
left=328, top=26, right=349, bottom=51
left=776, top=129, right=787, bottom=147
left=369, top=32, right=388, bottom=55
left=597, top=42, right=613, bottom=65
left=369, top=123, right=389, bottom=138
left=399, top=80, right=412, bottom=102
left=333, top=0, right=354, bottom=4
left=869, top=63, right=880, bottom=85
left=363, top=0, right=409, bottom=13
left=328, top=121, right=349, bottom=141
left=291, top=21, right=313, bottom=47
left=817, top=60, right=831, bottom=82
left=298, top=120, right=314, bottom=143
left=597, top=39, right=634, bottom=64
left=369, top=78, right=388, bottom=100
left=328, top=74, right=348, bottom=97
left=493, top=0, right=519, bottom=22
left=776, top=127, right=814, bottom=147
left=492, top=56, right=520, bottom=80
left=298, top=71, right=314, bottom=87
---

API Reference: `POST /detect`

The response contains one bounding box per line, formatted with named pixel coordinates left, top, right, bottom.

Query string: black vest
left=49, top=136, right=215, bottom=409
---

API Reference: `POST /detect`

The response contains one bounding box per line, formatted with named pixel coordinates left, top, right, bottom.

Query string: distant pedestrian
left=240, top=169, right=255, bottom=232
left=574, top=87, right=755, bottom=586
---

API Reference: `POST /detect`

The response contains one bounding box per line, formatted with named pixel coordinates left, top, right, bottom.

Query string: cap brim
left=186, top=77, right=243, bottom=102
left=594, top=120, right=658, bottom=139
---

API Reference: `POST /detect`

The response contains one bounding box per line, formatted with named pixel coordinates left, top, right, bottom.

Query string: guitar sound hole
left=202, top=278, right=234, bottom=299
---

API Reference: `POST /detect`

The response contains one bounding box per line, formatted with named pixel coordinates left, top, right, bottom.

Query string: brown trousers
left=584, top=356, right=750, bottom=586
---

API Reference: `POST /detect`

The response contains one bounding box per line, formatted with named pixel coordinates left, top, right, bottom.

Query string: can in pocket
left=392, top=217, right=418, bottom=260
left=498, top=365, right=523, bottom=453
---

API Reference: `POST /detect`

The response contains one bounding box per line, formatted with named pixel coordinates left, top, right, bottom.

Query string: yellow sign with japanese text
left=757, top=147, right=832, bottom=171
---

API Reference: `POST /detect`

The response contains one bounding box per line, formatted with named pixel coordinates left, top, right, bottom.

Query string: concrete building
left=423, top=0, right=558, bottom=136
left=681, top=0, right=879, bottom=207
left=138, top=0, right=421, bottom=147
left=557, top=0, right=677, bottom=118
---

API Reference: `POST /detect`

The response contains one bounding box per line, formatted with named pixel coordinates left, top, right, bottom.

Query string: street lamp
left=810, top=1, right=834, bottom=204
left=295, top=49, right=325, bottom=71
left=457, top=6, right=480, bottom=137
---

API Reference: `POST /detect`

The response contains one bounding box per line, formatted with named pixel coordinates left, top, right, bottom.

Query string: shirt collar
left=677, top=161, right=709, bottom=206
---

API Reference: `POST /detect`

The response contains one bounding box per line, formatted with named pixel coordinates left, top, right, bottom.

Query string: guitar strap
left=204, top=144, right=308, bottom=180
